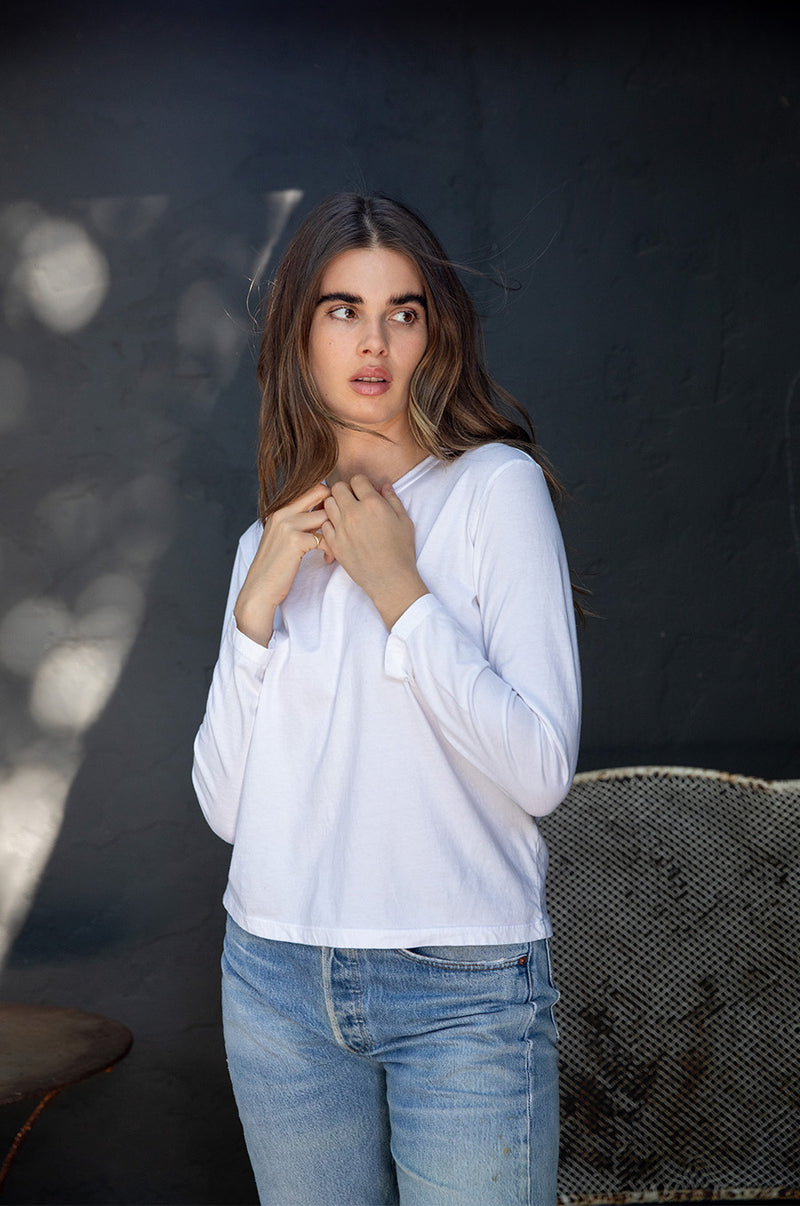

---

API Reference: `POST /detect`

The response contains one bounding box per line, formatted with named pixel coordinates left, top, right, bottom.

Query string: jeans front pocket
left=396, top=942, right=532, bottom=969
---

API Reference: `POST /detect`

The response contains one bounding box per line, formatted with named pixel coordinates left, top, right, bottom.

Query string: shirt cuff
left=384, top=592, right=441, bottom=680
left=228, top=613, right=274, bottom=670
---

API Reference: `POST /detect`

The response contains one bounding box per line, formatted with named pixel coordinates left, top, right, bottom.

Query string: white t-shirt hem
left=223, top=890, right=552, bottom=949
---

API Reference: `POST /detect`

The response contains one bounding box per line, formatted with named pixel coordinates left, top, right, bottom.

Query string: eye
left=391, top=309, right=419, bottom=325
left=329, top=305, right=356, bottom=320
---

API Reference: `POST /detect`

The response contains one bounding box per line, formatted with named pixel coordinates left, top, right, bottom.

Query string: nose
left=358, top=315, right=387, bottom=356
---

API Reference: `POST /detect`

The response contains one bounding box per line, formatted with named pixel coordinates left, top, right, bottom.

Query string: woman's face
left=307, top=246, right=428, bottom=439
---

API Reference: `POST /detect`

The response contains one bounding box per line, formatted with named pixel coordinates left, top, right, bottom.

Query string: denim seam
left=320, top=946, right=351, bottom=1052
left=523, top=942, right=536, bottom=1206
left=320, top=947, right=375, bottom=1055
left=349, top=950, right=375, bottom=1053
left=543, top=937, right=561, bottom=1042
left=394, top=950, right=529, bottom=970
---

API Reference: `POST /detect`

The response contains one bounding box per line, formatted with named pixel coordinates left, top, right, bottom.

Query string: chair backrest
left=538, top=765, right=800, bottom=1203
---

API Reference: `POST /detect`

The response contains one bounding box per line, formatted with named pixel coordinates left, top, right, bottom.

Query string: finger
left=318, top=526, right=335, bottom=563
left=296, top=508, right=330, bottom=532
left=380, top=483, right=407, bottom=516
left=329, top=480, right=356, bottom=509
left=330, top=477, right=357, bottom=496
left=292, top=482, right=332, bottom=513
left=323, top=495, right=342, bottom=522
left=302, top=530, right=323, bottom=556
left=320, top=517, right=336, bottom=546
left=349, top=474, right=379, bottom=500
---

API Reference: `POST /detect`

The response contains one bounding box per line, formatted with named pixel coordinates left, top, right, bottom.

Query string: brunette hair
left=255, top=192, right=564, bottom=520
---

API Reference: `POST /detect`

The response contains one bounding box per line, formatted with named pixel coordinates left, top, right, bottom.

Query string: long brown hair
left=255, top=192, right=564, bottom=519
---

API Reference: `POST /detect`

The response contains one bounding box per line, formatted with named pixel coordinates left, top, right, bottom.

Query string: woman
left=193, top=193, right=581, bottom=1206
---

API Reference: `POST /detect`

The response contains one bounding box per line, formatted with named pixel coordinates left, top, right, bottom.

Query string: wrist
left=374, top=574, right=429, bottom=631
left=233, top=600, right=277, bottom=647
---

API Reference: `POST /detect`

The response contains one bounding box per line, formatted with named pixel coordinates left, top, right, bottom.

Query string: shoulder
left=448, top=446, right=559, bottom=550
left=448, top=443, right=549, bottom=500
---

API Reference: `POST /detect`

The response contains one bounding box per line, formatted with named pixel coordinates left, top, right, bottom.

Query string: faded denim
left=222, top=915, right=560, bottom=1205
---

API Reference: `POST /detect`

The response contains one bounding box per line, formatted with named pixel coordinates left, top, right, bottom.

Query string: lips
left=349, top=366, right=393, bottom=396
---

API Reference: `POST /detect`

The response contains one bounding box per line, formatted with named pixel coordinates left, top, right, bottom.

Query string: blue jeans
left=221, top=915, right=561, bottom=1205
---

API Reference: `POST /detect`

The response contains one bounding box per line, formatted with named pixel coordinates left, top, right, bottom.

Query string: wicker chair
left=539, top=766, right=800, bottom=1204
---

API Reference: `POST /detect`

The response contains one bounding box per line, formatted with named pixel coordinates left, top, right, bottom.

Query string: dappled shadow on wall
left=0, top=187, right=303, bottom=969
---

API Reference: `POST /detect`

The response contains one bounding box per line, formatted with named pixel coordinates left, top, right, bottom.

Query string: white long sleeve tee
left=192, top=443, right=581, bottom=947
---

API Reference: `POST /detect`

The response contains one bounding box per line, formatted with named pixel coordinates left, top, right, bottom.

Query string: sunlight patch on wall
left=28, top=574, right=145, bottom=735
left=1, top=574, right=146, bottom=735
left=33, top=479, right=106, bottom=562
left=30, top=639, right=130, bottom=734
left=176, top=188, right=304, bottom=415
left=248, top=188, right=304, bottom=313
left=86, top=194, right=169, bottom=240
left=5, top=210, right=110, bottom=334
left=0, top=750, right=80, bottom=963
left=0, top=597, right=72, bottom=678
left=0, top=187, right=305, bottom=967
left=0, top=558, right=163, bottom=964
left=176, top=279, right=245, bottom=415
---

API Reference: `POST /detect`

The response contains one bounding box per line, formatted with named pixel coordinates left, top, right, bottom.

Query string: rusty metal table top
left=0, top=1001, right=133, bottom=1105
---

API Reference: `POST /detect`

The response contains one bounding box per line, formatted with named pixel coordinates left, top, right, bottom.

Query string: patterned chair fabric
left=539, top=766, right=800, bottom=1204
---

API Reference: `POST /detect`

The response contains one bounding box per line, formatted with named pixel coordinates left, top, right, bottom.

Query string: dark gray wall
left=0, top=2, right=798, bottom=1202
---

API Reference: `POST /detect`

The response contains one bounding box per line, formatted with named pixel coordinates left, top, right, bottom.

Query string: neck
left=330, top=427, right=429, bottom=487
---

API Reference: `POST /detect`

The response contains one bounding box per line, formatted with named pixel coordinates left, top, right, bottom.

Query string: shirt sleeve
left=384, top=456, right=581, bottom=817
left=191, top=530, right=273, bottom=843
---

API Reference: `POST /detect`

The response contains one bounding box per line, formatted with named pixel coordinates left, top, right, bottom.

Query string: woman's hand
left=233, top=482, right=331, bottom=646
left=320, top=475, right=428, bottom=629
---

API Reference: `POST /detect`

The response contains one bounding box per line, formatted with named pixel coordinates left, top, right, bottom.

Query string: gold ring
left=313, top=532, right=321, bottom=548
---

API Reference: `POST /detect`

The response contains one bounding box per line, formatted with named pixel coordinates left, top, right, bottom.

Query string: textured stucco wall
left=0, top=2, right=798, bottom=1201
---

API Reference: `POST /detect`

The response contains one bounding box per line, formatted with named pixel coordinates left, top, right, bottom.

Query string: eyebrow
left=317, top=291, right=427, bottom=310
